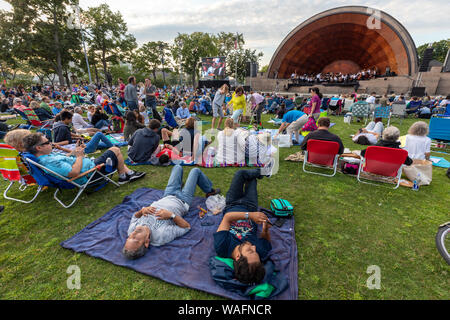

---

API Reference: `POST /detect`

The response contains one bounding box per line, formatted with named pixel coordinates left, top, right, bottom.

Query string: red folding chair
left=302, top=140, right=340, bottom=177
left=357, top=146, right=408, bottom=189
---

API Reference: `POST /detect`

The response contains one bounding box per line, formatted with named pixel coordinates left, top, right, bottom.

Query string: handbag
left=302, top=117, right=318, bottom=132
left=277, top=134, right=292, bottom=148
left=402, top=159, right=433, bottom=186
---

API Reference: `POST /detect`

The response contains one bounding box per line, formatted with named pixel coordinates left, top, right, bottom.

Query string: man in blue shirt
left=175, top=102, right=191, bottom=119
left=276, top=108, right=305, bottom=144
left=214, top=169, right=272, bottom=285
left=23, top=132, right=145, bottom=185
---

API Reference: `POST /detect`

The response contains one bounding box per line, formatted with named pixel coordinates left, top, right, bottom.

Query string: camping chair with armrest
left=1, top=144, right=42, bottom=204
left=343, top=99, right=354, bottom=114
left=357, top=146, right=408, bottom=189
left=302, top=140, right=340, bottom=177
left=21, top=152, right=120, bottom=209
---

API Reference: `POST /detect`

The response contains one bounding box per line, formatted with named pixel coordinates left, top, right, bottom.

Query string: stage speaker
left=411, top=87, right=426, bottom=97
left=245, top=62, right=258, bottom=77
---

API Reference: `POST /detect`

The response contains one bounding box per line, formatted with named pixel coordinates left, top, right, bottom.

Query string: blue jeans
left=225, top=169, right=261, bottom=213
left=84, top=132, right=114, bottom=154
left=94, top=119, right=110, bottom=129
left=163, top=165, right=213, bottom=206
left=0, top=131, right=6, bottom=139
left=127, top=100, right=138, bottom=111
left=146, top=98, right=161, bottom=121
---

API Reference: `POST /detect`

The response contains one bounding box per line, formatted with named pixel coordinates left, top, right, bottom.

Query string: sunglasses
left=38, top=140, right=51, bottom=147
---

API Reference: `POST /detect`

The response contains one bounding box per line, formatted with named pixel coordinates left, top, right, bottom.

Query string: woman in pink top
left=308, top=87, right=322, bottom=120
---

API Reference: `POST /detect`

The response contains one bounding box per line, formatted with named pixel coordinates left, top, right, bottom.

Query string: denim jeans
left=0, top=131, right=6, bottom=139
left=84, top=132, right=114, bottom=154
left=225, top=169, right=261, bottom=212
left=163, top=165, right=213, bottom=206
left=127, top=100, right=138, bottom=111
left=365, top=121, right=384, bottom=135
left=146, top=98, right=161, bottom=121
left=94, top=119, right=110, bottom=129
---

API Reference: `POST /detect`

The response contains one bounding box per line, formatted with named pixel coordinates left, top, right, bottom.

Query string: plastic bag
left=277, top=134, right=292, bottom=148
left=205, top=194, right=226, bottom=215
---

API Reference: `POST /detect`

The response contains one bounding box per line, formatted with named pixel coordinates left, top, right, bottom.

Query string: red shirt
left=119, top=83, right=125, bottom=98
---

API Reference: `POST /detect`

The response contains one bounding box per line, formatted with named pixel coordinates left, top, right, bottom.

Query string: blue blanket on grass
left=60, top=188, right=298, bottom=300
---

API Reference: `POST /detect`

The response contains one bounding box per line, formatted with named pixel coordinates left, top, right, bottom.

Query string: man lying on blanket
left=23, top=132, right=146, bottom=185
left=123, top=165, right=221, bottom=260
left=214, top=168, right=273, bottom=285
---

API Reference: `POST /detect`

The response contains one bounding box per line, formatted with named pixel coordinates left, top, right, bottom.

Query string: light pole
left=76, top=7, right=92, bottom=84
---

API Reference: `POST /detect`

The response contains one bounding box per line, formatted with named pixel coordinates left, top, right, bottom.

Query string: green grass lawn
left=0, top=112, right=449, bottom=300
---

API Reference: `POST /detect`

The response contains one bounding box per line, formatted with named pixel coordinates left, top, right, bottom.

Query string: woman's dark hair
left=94, top=106, right=102, bottom=114
left=125, top=110, right=137, bottom=124
left=310, top=87, right=323, bottom=99
left=235, top=86, right=244, bottom=94
left=356, top=135, right=371, bottom=145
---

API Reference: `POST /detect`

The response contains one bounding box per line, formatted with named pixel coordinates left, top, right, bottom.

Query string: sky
left=1, top=0, right=449, bottom=66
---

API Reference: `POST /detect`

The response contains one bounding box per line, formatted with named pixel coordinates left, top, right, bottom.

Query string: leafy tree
left=83, top=3, right=137, bottom=86
left=260, top=65, right=269, bottom=73
left=132, top=41, right=169, bottom=81
left=417, top=39, right=450, bottom=64
left=227, top=48, right=263, bottom=83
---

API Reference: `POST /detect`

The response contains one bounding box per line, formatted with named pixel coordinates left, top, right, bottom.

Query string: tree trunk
left=101, top=50, right=110, bottom=86
left=64, top=70, right=71, bottom=88
left=94, top=64, right=99, bottom=85
left=53, top=9, right=65, bottom=86
left=152, top=70, right=157, bottom=81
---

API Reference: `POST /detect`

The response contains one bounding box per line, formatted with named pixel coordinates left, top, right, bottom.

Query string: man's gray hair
left=382, top=126, right=400, bottom=142
left=180, top=101, right=186, bottom=107
left=74, top=107, right=82, bottom=114
left=122, top=244, right=148, bottom=260
left=408, top=121, right=429, bottom=137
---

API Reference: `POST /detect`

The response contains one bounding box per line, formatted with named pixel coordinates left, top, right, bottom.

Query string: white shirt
left=439, top=99, right=450, bottom=106
left=72, top=113, right=92, bottom=130
left=366, top=96, right=376, bottom=104
left=216, top=130, right=245, bottom=164
left=404, top=135, right=431, bottom=160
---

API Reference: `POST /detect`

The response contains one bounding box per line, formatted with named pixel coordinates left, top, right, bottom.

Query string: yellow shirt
left=229, top=92, right=246, bottom=112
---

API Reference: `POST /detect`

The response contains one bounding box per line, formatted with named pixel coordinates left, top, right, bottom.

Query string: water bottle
left=105, top=157, right=113, bottom=173
left=412, top=173, right=420, bottom=191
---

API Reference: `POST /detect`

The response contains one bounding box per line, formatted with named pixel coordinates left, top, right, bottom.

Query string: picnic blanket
left=430, top=156, right=450, bottom=168
left=60, top=188, right=298, bottom=300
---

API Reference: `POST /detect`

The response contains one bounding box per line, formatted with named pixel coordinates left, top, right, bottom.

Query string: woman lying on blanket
left=214, top=168, right=273, bottom=285
left=123, top=165, right=220, bottom=260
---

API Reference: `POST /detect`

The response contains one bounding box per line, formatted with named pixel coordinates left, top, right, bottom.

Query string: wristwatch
left=170, top=213, right=176, bottom=220
left=245, top=212, right=249, bottom=220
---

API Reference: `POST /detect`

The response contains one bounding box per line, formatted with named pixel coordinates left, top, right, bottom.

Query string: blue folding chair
left=21, top=152, right=119, bottom=209
left=373, top=105, right=392, bottom=126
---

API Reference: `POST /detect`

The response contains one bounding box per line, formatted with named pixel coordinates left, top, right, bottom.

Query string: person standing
left=144, top=78, right=162, bottom=121
left=212, top=84, right=228, bottom=130
left=125, top=76, right=138, bottom=111
left=117, top=78, right=126, bottom=105
left=227, top=86, right=246, bottom=128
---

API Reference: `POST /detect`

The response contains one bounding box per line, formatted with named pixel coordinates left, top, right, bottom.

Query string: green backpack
left=270, top=199, right=294, bottom=217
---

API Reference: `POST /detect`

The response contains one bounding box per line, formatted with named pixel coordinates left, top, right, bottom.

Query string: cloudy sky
left=1, top=0, right=449, bottom=66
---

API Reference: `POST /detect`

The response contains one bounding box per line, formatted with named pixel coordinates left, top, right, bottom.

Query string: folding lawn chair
left=357, top=146, right=408, bottom=189
left=1, top=144, right=42, bottom=204
left=349, top=103, right=371, bottom=125
left=429, top=115, right=450, bottom=142
left=372, top=105, right=392, bottom=126
left=342, top=99, right=354, bottom=114
left=302, top=140, right=340, bottom=177
left=390, top=104, right=407, bottom=125
left=21, top=152, right=120, bottom=209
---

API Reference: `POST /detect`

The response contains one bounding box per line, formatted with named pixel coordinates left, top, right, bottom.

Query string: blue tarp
left=60, top=188, right=298, bottom=300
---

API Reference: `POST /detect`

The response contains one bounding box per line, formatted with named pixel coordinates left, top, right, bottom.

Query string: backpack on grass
left=270, top=199, right=294, bottom=218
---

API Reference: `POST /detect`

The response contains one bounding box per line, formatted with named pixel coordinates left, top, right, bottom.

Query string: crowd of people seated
left=3, top=74, right=450, bottom=292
